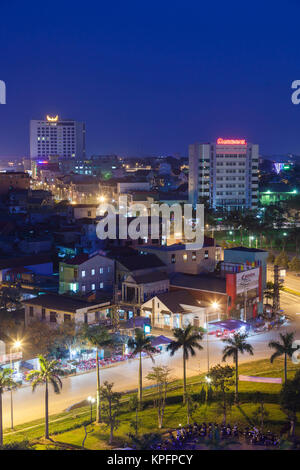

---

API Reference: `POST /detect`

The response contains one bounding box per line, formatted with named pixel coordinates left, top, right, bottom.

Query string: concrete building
left=30, top=115, right=86, bottom=160
left=0, top=172, right=30, bottom=195
left=189, top=138, right=259, bottom=210
left=141, top=290, right=208, bottom=330
left=59, top=253, right=114, bottom=294
left=23, top=293, right=111, bottom=326
left=137, top=238, right=221, bottom=274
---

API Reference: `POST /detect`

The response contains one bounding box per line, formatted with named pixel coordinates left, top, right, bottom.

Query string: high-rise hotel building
left=30, top=115, right=86, bottom=160
left=189, top=138, right=259, bottom=211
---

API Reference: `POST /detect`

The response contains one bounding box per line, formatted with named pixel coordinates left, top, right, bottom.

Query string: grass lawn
left=3, top=358, right=300, bottom=450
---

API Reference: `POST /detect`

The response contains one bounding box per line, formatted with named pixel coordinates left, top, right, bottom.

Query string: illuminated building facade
left=30, top=115, right=86, bottom=160
left=189, top=138, right=259, bottom=211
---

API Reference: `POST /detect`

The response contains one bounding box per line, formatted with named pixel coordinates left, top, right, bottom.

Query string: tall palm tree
left=81, top=325, right=114, bottom=423
left=269, top=332, right=295, bottom=383
left=27, top=355, right=62, bottom=439
left=128, top=328, right=156, bottom=406
left=222, top=332, right=253, bottom=401
left=0, top=369, right=18, bottom=446
left=167, top=324, right=203, bottom=403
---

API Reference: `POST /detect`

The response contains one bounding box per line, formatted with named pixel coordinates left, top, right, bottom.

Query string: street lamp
left=206, top=301, right=219, bottom=372
left=10, top=339, right=23, bottom=430
left=87, top=396, right=95, bottom=423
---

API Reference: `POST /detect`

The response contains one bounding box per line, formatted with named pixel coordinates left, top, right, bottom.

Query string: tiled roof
left=22, top=293, right=109, bottom=312
left=155, top=290, right=200, bottom=313
left=170, top=273, right=227, bottom=294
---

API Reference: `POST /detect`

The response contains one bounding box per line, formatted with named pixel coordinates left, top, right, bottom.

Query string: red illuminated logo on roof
left=217, top=138, right=246, bottom=145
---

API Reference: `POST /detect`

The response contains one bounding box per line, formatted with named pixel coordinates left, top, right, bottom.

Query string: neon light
left=46, top=115, right=59, bottom=122
left=217, top=138, right=246, bottom=145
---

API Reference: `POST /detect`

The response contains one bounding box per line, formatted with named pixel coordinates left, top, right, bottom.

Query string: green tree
left=252, top=393, right=269, bottom=432
left=280, top=370, right=300, bottom=438
left=208, top=364, right=234, bottom=424
left=0, top=369, right=18, bottom=445
left=167, top=324, right=203, bottom=403
left=274, top=251, right=289, bottom=269
left=288, top=256, right=300, bottom=272
left=100, top=381, right=121, bottom=445
left=81, top=325, right=114, bottom=423
left=269, top=332, right=295, bottom=383
left=222, top=333, right=253, bottom=402
left=27, top=355, right=63, bottom=439
left=128, top=329, right=156, bottom=406
left=146, top=365, right=172, bottom=428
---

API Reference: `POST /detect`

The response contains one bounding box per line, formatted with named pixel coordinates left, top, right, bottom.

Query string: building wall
left=0, top=172, right=30, bottom=195
left=141, top=297, right=206, bottom=330
left=138, top=246, right=217, bottom=274
left=189, top=140, right=259, bottom=210
left=30, top=118, right=85, bottom=160
left=59, top=255, right=114, bottom=294
left=24, top=304, right=109, bottom=326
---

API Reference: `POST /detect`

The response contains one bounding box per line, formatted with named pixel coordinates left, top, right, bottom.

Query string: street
left=2, top=287, right=300, bottom=430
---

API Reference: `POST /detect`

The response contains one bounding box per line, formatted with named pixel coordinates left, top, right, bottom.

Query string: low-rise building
left=141, top=290, right=209, bottom=330
left=23, top=293, right=112, bottom=325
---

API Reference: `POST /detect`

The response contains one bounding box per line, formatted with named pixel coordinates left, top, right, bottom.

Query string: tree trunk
left=183, top=351, right=187, bottom=403
left=45, top=379, right=49, bottom=439
left=0, top=391, right=3, bottom=446
left=96, top=348, right=101, bottom=423
left=284, top=352, right=287, bottom=384
left=235, top=352, right=239, bottom=402
left=109, top=426, right=114, bottom=445
left=223, top=391, right=226, bottom=425
left=138, top=352, right=142, bottom=406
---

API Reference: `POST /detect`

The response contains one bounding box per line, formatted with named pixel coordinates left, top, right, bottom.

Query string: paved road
left=2, top=289, right=300, bottom=430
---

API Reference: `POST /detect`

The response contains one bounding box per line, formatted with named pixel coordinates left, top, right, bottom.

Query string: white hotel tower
left=189, top=138, right=259, bottom=211
left=30, top=115, right=86, bottom=160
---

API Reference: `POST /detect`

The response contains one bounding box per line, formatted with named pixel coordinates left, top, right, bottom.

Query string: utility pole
left=273, top=264, right=280, bottom=315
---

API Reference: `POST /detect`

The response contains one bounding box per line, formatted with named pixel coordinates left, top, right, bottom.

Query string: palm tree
left=222, top=332, right=253, bottom=401
left=81, top=325, right=114, bottom=423
left=27, top=355, right=62, bottom=439
left=0, top=369, right=18, bottom=446
left=269, top=332, right=295, bottom=383
left=128, top=328, right=156, bottom=406
left=167, top=324, right=203, bottom=403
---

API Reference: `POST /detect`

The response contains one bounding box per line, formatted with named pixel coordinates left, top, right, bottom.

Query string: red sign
left=217, top=138, right=246, bottom=145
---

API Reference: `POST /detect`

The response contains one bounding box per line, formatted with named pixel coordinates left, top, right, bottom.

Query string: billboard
left=236, top=267, right=259, bottom=294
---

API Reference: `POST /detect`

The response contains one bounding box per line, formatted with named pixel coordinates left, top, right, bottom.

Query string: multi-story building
left=137, top=237, right=222, bottom=275
left=189, top=138, right=259, bottom=211
left=0, top=172, right=30, bottom=195
left=30, top=115, right=86, bottom=160
left=59, top=253, right=114, bottom=294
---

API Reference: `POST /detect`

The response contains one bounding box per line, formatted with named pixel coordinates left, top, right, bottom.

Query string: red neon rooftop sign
left=217, top=138, right=247, bottom=145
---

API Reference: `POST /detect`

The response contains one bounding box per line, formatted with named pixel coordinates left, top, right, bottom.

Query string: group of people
left=150, top=422, right=280, bottom=450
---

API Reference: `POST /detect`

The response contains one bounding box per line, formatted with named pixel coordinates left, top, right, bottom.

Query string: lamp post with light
left=206, top=302, right=219, bottom=372
left=88, top=396, right=95, bottom=423
left=10, top=339, right=22, bottom=430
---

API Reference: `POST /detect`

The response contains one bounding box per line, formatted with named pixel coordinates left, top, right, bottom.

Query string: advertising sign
left=236, top=267, right=259, bottom=294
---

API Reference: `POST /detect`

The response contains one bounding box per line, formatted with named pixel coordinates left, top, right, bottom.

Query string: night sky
left=1, top=0, right=300, bottom=158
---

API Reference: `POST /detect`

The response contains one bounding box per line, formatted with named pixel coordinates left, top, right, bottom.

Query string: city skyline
left=1, top=1, right=300, bottom=158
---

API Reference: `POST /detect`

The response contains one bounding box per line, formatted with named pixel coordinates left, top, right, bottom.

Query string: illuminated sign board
left=236, top=267, right=259, bottom=294
left=46, top=115, right=59, bottom=122
left=217, top=138, right=246, bottom=145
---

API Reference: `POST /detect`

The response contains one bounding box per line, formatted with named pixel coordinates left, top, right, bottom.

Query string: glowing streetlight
left=205, top=376, right=212, bottom=384
left=87, top=396, right=96, bottom=423
left=98, top=195, right=106, bottom=203
left=10, top=339, right=23, bottom=430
